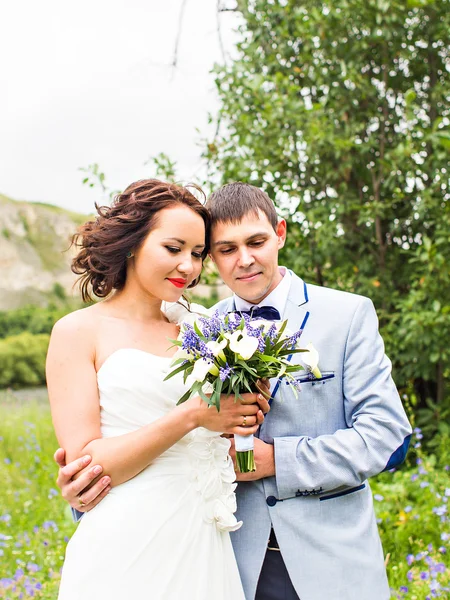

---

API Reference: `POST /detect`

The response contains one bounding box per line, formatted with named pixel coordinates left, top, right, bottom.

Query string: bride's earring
left=126, top=251, right=134, bottom=259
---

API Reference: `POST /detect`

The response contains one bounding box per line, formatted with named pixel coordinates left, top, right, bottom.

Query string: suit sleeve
left=274, top=297, right=412, bottom=500
left=71, top=508, right=84, bottom=522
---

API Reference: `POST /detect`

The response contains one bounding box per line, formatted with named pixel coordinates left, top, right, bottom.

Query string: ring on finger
left=242, top=415, right=247, bottom=427
left=78, top=496, right=86, bottom=507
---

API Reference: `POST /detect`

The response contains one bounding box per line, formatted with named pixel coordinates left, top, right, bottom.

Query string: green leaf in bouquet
left=257, top=354, right=282, bottom=364
left=235, top=359, right=258, bottom=377
left=163, top=361, right=190, bottom=381
left=209, top=377, right=223, bottom=411
left=273, top=320, right=288, bottom=343
left=176, top=387, right=194, bottom=405
left=193, top=321, right=207, bottom=341
left=169, top=357, right=191, bottom=367
left=198, top=385, right=212, bottom=406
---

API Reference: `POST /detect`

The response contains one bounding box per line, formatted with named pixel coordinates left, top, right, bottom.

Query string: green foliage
left=0, top=333, right=49, bottom=388
left=0, top=304, right=75, bottom=339
left=0, top=395, right=76, bottom=598
left=371, top=432, right=450, bottom=598
left=206, top=0, right=450, bottom=433
left=146, top=152, right=178, bottom=181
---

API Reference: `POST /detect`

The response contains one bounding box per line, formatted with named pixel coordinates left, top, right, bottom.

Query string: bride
left=46, top=179, right=269, bottom=599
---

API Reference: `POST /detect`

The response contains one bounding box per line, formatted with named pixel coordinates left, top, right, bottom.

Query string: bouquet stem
left=234, top=433, right=256, bottom=473
left=236, top=450, right=256, bottom=473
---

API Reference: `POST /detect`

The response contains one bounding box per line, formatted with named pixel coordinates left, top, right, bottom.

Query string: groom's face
left=209, top=210, right=286, bottom=304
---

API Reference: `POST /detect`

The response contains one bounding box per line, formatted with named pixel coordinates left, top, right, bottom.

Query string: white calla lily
left=225, top=330, right=259, bottom=360
left=302, top=342, right=321, bottom=379
left=185, top=358, right=219, bottom=388
left=206, top=339, right=228, bottom=360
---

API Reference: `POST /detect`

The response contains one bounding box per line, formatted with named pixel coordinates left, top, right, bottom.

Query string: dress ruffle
left=188, top=428, right=242, bottom=533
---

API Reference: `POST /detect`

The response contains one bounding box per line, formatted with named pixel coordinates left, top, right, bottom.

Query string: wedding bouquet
left=164, top=310, right=311, bottom=473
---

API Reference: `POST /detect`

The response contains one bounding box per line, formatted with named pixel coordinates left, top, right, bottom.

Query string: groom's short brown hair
left=206, top=182, right=278, bottom=232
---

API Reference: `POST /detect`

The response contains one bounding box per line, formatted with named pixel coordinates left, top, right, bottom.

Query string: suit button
left=266, top=496, right=277, bottom=506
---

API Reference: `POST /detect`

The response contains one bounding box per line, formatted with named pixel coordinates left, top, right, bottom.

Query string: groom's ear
left=208, top=251, right=215, bottom=263
left=276, top=219, right=287, bottom=249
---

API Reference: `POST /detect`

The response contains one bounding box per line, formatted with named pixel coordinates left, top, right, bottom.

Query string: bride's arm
left=47, top=312, right=266, bottom=489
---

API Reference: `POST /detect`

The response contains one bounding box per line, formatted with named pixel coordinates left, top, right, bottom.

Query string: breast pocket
left=291, top=371, right=336, bottom=386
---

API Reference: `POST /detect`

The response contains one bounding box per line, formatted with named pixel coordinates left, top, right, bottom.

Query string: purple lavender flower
left=267, top=323, right=278, bottom=342
left=181, top=327, right=201, bottom=352
left=219, top=365, right=233, bottom=382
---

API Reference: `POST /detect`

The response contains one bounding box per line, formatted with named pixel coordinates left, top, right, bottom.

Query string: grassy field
left=0, top=389, right=449, bottom=599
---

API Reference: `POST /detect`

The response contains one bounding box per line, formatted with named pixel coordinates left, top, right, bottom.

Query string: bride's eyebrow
left=163, top=237, right=205, bottom=249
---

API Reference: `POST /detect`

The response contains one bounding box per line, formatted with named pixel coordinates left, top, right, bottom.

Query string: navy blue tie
left=234, top=306, right=281, bottom=321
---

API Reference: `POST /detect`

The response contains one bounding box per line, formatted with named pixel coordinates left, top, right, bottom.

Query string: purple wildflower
left=181, top=327, right=201, bottom=352
left=219, top=365, right=233, bottom=382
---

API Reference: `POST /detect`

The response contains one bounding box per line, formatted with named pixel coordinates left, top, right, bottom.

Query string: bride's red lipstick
left=167, top=278, right=187, bottom=288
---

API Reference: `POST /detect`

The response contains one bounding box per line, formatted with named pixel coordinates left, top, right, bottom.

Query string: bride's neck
left=104, top=288, right=165, bottom=323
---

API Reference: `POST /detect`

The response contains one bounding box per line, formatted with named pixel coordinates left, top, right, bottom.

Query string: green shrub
left=0, top=332, right=49, bottom=388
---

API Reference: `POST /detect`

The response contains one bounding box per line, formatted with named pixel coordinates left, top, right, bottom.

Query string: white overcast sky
left=0, top=1, right=241, bottom=214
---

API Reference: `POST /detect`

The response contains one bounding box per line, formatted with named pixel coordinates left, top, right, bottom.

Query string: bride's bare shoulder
left=50, top=303, right=104, bottom=339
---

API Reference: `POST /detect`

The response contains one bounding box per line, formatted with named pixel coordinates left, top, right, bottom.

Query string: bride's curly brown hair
left=71, top=179, right=210, bottom=302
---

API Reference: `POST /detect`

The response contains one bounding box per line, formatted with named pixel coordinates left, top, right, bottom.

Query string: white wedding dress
left=58, top=348, right=245, bottom=600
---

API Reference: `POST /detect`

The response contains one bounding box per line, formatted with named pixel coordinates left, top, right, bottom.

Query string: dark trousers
left=255, top=548, right=300, bottom=600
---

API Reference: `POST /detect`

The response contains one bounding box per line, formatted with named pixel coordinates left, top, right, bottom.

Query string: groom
left=55, top=182, right=412, bottom=600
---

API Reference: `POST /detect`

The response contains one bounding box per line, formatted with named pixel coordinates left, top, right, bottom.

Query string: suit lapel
left=283, top=272, right=310, bottom=336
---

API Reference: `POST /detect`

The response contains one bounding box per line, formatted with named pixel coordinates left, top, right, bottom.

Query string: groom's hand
left=229, top=437, right=275, bottom=481
left=54, top=448, right=111, bottom=513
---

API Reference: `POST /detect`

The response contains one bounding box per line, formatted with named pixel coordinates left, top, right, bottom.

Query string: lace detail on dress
left=188, top=428, right=243, bottom=533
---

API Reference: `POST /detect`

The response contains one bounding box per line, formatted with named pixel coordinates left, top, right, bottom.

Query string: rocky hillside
left=0, top=194, right=88, bottom=310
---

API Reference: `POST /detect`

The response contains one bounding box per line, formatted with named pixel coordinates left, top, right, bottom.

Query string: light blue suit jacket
left=214, top=272, right=412, bottom=600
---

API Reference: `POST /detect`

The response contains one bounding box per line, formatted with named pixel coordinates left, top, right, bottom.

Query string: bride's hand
left=188, top=390, right=269, bottom=436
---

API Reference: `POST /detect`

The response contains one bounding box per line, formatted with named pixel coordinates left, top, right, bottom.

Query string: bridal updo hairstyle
left=71, top=179, right=210, bottom=302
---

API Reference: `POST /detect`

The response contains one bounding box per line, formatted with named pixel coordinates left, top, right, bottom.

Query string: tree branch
left=216, top=0, right=228, bottom=64
left=171, top=0, right=190, bottom=72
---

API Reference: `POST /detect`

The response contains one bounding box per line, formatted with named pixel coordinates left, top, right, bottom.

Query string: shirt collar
left=234, top=267, right=291, bottom=316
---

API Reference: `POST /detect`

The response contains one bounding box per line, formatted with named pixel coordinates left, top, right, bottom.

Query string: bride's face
left=128, top=204, right=206, bottom=302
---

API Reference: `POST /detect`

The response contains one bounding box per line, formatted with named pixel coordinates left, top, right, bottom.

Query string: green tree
left=206, top=0, right=450, bottom=425
left=0, top=332, right=49, bottom=388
